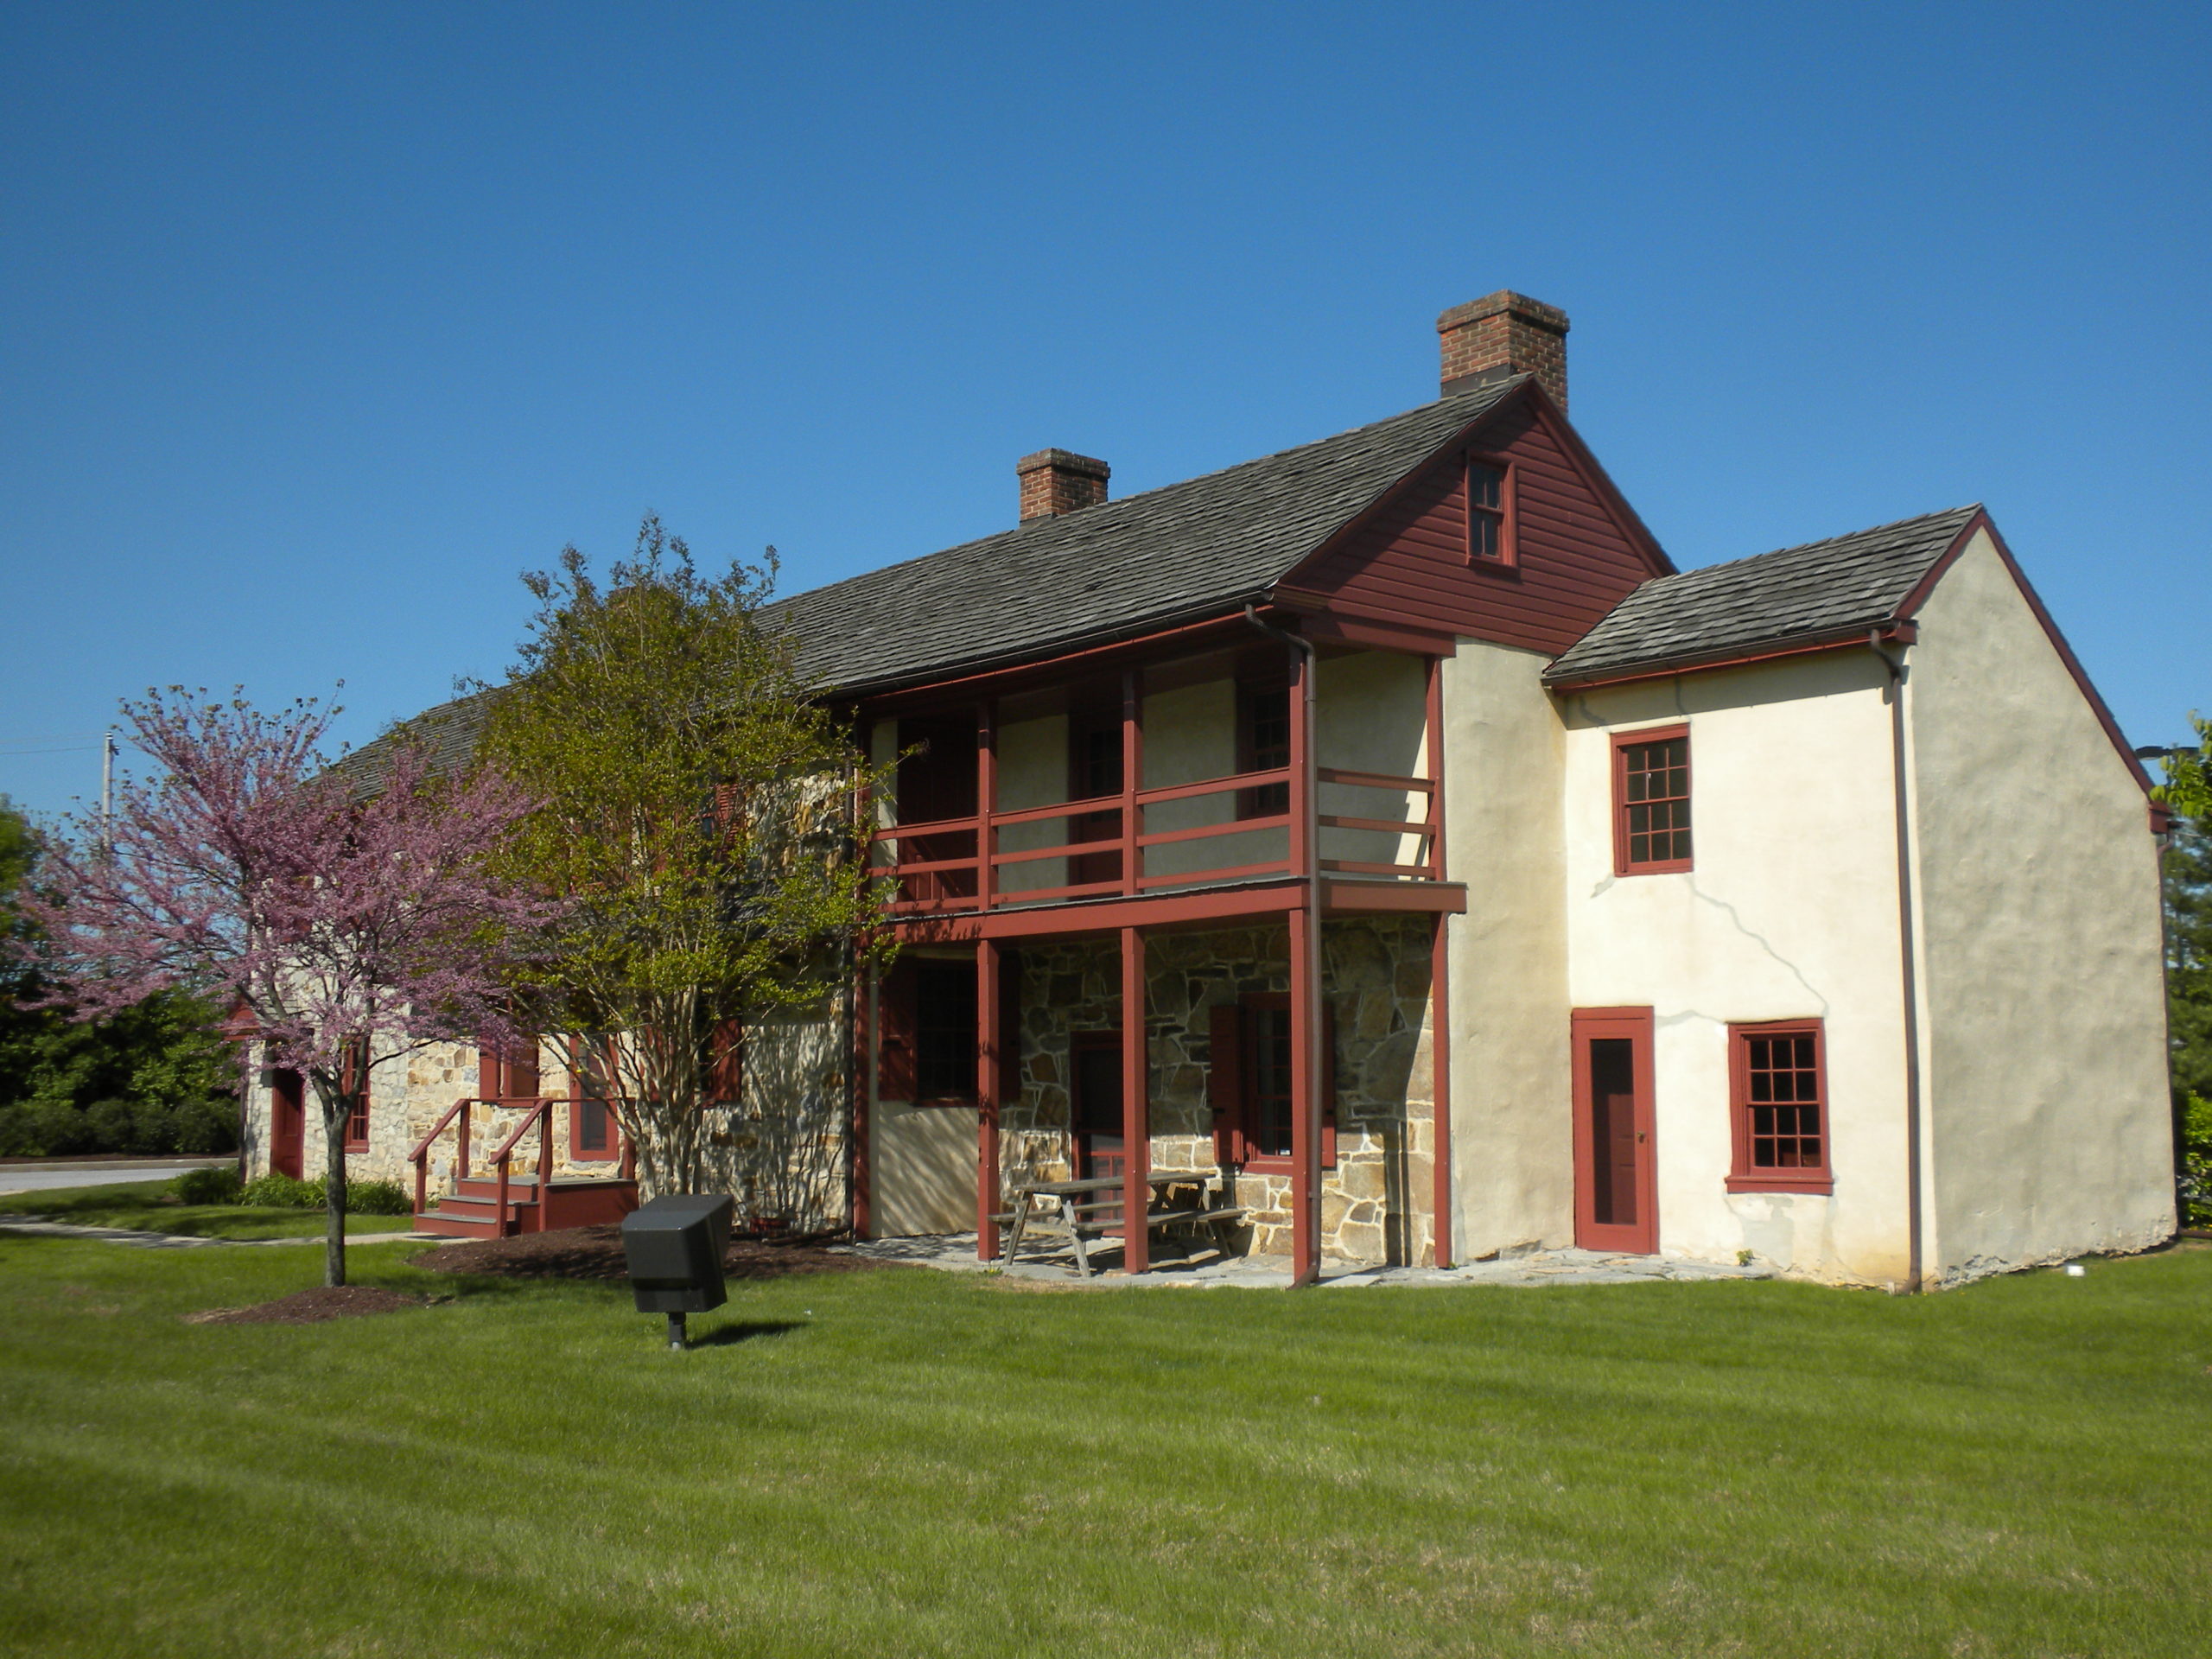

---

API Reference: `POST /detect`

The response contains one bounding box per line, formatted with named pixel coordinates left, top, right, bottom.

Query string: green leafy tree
left=0, top=797, right=237, bottom=1156
left=475, top=516, right=892, bottom=1199
left=2158, top=716, right=2212, bottom=1223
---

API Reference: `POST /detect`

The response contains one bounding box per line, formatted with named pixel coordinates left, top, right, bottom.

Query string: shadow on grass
left=689, top=1319, right=807, bottom=1346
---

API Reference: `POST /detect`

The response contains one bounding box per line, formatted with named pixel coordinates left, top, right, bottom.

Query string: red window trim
left=1224, top=993, right=1336, bottom=1173
left=1465, top=452, right=1517, bottom=571
left=1611, top=722, right=1693, bottom=876
left=1726, top=1018, right=1834, bottom=1195
left=340, top=1039, right=370, bottom=1152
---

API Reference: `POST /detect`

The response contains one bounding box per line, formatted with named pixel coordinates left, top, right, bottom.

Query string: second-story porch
left=848, top=612, right=1466, bottom=1285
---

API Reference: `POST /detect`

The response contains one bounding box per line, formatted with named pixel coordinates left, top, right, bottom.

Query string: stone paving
left=0, top=1217, right=434, bottom=1249
left=836, top=1232, right=1774, bottom=1289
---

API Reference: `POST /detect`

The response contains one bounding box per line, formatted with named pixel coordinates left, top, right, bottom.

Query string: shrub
left=2182, top=1093, right=2212, bottom=1230
left=348, top=1178, right=412, bottom=1216
left=239, top=1173, right=324, bottom=1209
left=171, top=1166, right=242, bottom=1205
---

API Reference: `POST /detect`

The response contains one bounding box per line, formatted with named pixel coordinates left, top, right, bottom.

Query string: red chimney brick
left=1437, top=292, right=1570, bottom=411
left=1017, top=449, right=1110, bottom=522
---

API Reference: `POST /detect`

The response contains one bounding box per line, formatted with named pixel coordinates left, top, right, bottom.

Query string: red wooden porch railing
left=410, top=1095, right=637, bottom=1230
left=871, top=762, right=1440, bottom=914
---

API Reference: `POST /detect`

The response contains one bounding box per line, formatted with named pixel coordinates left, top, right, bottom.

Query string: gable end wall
left=1907, top=529, right=2173, bottom=1280
left=1288, top=400, right=1660, bottom=657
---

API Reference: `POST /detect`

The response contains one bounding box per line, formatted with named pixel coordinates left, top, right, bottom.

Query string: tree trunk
left=312, top=1071, right=349, bottom=1288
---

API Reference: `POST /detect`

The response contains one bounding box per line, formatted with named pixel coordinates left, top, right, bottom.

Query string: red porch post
left=1425, top=654, right=1452, bottom=1268
left=976, top=697, right=997, bottom=912
left=977, top=938, right=1002, bottom=1260
left=852, top=962, right=872, bottom=1239
left=1120, top=668, right=1143, bottom=895
left=1288, top=645, right=1321, bottom=1285
left=1120, top=925, right=1149, bottom=1274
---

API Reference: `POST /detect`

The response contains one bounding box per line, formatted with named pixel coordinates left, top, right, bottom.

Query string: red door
left=1071, top=1033, right=1125, bottom=1197
left=269, top=1068, right=305, bottom=1179
left=1571, top=1008, right=1657, bottom=1254
left=569, top=1036, right=625, bottom=1166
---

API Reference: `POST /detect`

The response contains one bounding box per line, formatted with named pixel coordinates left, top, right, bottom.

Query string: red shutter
left=476, top=1033, right=502, bottom=1099
left=709, top=1020, right=745, bottom=1103
left=1208, top=1003, right=1243, bottom=1165
left=1321, top=1001, right=1338, bottom=1169
left=999, top=950, right=1021, bottom=1090
left=877, top=960, right=918, bottom=1100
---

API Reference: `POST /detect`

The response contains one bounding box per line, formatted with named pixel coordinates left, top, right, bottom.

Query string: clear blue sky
left=3, top=1, right=2206, bottom=818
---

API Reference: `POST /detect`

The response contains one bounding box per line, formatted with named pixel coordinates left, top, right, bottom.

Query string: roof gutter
left=1243, top=602, right=1325, bottom=1288
left=1546, top=620, right=1918, bottom=693
left=1870, top=627, right=1927, bottom=1294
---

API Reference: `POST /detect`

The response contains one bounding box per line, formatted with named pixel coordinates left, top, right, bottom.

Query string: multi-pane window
left=1240, top=684, right=1291, bottom=818
left=1615, top=728, right=1692, bottom=873
left=1728, top=1020, right=1833, bottom=1192
left=1467, top=459, right=1510, bottom=563
left=913, top=960, right=978, bottom=1101
left=1248, top=1006, right=1295, bottom=1159
left=341, top=1038, right=370, bottom=1150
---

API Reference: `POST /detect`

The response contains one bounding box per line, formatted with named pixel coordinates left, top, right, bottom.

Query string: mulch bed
left=410, top=1224, right=898, bottom=1283
left=185, top=1286, right=425, bottom=1325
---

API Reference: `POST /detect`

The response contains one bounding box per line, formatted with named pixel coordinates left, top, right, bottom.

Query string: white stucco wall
left=1560, top=652, right=1916, bottom=1286
left=1438, top=640, right=1573, bottom=1260
left=1906, top=530, right=2174, bottom=1280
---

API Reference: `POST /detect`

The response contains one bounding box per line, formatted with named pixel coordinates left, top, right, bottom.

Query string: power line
left=0, top=744, right=104, bottom=757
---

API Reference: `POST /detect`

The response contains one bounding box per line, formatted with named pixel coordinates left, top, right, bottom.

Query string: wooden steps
left=414, top=1173, right=639, bottom=1239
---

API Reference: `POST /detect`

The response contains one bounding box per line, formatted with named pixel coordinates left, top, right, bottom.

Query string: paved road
left=0, top=1158, right=231, bottom=1198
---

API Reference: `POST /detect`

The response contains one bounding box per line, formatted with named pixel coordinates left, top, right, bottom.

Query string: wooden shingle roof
left=1543, top=505, right=1982, bottom=686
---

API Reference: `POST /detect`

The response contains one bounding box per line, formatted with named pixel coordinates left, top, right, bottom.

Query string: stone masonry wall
left=1001, top=918, right=1439, bottom=1266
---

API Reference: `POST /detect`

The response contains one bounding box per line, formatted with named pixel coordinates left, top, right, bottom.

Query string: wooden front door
left=269, top=1068, right=305, bottom=1179
left=569, top=1037, right=624, bottom=1166
left=1571, top=1007, right=1657, bottom=1254
left=1071, top=1033, right=1125, bottom=1189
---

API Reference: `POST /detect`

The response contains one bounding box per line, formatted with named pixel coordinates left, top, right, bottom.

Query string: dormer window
left=1466, top=457, right=1512, bottom=565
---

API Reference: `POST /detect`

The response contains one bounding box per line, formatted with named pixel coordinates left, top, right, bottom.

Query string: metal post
left=666, top=1312, right=687, bottom=1351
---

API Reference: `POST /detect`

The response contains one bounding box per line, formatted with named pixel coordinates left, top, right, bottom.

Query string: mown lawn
left=1, top=1234, right=2207, bottom=1659
left=0, top=1178, right=412, bottom=1239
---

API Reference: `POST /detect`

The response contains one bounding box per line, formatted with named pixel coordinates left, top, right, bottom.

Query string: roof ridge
left=762, top=378, right=1528, bottom=618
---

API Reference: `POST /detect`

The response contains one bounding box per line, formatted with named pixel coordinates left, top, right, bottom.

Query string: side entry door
left=1570, top=1007, right=1657, bottom=1254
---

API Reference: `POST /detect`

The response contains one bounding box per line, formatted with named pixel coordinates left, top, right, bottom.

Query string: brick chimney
left=1017, top=449, right=1109, bottom=522
left=1437, top=291, right=1570, bottom=410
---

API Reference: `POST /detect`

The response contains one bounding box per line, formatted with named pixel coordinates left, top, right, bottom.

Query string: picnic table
left=998, top=1169, right=1249, bottom=1277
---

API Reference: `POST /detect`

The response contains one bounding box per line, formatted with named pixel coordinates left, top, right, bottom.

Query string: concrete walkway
left=0, top=1217, right=435, bottom=1249
left=0, top=1157, right=231, bottom=1198
left=836, top=1232, right=1773, bottom=1289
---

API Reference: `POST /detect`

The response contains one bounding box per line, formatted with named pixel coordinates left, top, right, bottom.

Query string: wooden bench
left=999, top=1172, right=1249, bottom=1278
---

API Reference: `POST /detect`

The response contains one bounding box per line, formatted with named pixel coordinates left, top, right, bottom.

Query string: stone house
left=240, top=291, right=2175, bottom=1287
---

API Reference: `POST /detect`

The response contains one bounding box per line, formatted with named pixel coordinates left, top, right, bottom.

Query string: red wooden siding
left=1284, top=398, right=1664, bottom=656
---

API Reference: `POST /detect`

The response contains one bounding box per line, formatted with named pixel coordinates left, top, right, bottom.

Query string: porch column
left=1120, top=925, right=1149, bottom=1274
left=976, top=939, right=1002, bottom=1261
left=1288, top=642, right=1321, bottom=1284
left=976, top=696, right=997, bottom=912
left=1289, top=902, right=1320, bottom=1284
left=1120, top=668, right=1143, bottom=895
left=852, top=961, right=873, bottom=1239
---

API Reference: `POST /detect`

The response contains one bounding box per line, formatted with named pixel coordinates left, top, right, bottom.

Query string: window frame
left=340, top=1038, right=371, bottom=1153
left=1465, top=452, right=1517, bottom=569
left=569, top=1033, right=624, bottom=1163
left=912, top=958, right=980, bottom=1105
left=1217, top=994, right=1336, bottom=1173
left=1611, top=723, right=1694, bottom=876
left=1235, top=677, right=1292, bottom=821
left=1726, top=1018, right=1834, bottom=1195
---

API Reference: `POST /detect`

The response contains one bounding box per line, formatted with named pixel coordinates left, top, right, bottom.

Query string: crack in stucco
left=1682, top=876, right=1831, bottom=1019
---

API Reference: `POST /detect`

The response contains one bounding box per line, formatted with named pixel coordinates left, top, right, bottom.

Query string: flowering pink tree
left=16, top=688, right=561, bottom=1287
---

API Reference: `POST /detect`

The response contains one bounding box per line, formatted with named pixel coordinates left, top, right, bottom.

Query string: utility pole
left=100, top=729, right=115, bottom=850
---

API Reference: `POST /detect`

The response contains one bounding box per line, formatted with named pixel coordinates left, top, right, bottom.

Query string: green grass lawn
left=0, top=1179, right=416, bottom=1239
left=1, top=1236, right=2207, bottom=1659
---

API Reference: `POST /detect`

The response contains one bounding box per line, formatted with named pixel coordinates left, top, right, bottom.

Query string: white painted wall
left=1560, top=652, right=1916, bottom=1286
left=1907, top=529, right=2175, bottom=1279
left=1439, top=641, right=1573, bottom=1259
